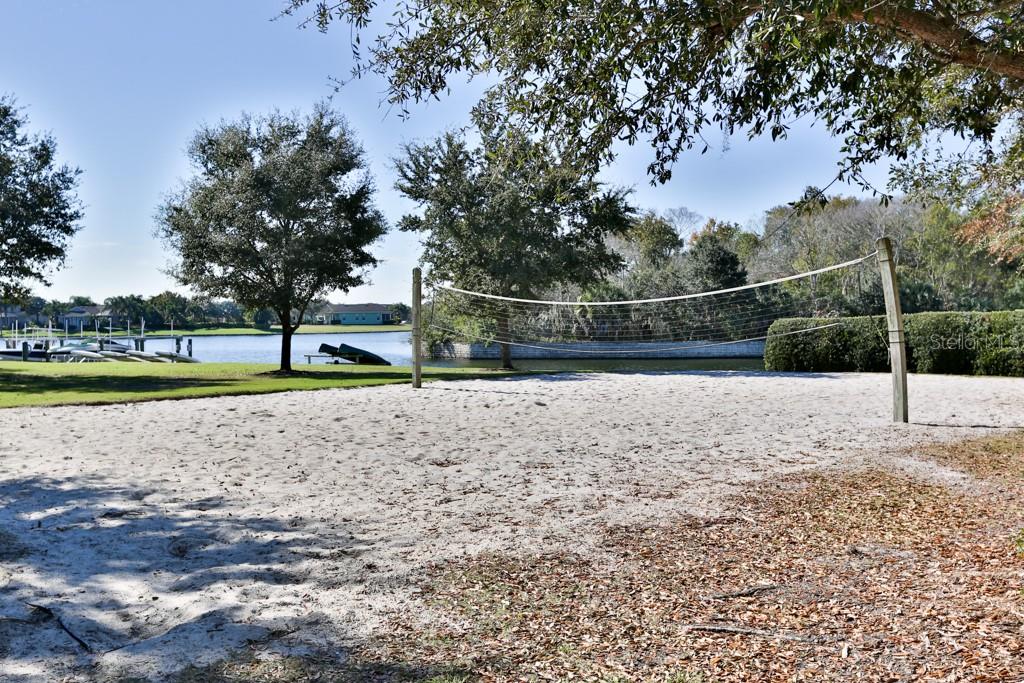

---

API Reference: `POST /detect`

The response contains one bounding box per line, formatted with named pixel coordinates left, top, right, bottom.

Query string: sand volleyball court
left=1, top=371, right=1022, bottom=680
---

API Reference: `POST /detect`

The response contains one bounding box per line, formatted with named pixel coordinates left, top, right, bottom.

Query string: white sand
left=1, top=371, right=1021, bottom=681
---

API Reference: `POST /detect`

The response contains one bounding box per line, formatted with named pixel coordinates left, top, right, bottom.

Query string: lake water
left=143, top=331, right=415, bottom=366
left=141, top=330, right=765, bottom=372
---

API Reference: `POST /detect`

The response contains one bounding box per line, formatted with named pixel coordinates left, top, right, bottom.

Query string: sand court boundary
left=1, top=371, right=1022, bottom=680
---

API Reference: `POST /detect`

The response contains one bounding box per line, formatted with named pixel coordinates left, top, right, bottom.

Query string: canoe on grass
left=99, top=350, right=144, bottom=361
left=69, top=349, right=114, bottom=362
left=318, top=343, right=391, bottom=366
left=105, top=352, right=146, bottom=362
left=155, top=350, right=200, bottom=363
left=125, top=349, right=169, bottom=362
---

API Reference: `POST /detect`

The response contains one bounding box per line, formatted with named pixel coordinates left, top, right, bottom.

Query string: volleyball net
left=424, top=252, right=883, bottom=356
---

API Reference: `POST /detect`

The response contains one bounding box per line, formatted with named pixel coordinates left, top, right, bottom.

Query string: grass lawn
left=0, top=362, right=513, bottom=409
left=92, top=324, right=411, bottom=337
left=286, top=324, right=411, bottom=334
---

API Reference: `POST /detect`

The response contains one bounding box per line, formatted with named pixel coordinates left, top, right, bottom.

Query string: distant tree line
left=423, top=180, right=1024, bottom=360
left=2, top=291, right=246, bottom=328
left=588, top=190, right=1024, bottom=317
left=1, top=291, right=411, bottom=331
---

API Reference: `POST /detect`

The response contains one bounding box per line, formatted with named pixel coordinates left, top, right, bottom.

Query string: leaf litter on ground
left=355, top=432, right=1024, bottom=682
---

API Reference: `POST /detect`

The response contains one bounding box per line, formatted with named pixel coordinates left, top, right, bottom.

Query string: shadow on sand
left=0, top=475, right=458, bottom=681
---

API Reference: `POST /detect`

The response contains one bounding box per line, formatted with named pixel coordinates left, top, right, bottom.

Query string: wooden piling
left=876, top=237, right=908, bottom=423
left=412, top=267, right=422, bottom=389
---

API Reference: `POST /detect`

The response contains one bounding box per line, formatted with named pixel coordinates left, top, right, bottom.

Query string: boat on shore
left=1, top=337, right=200, bottom=363
left=0, top=341, right=49, bottom=361
left=49, top=339, right=131, bottom=355
left=99, top=350, right=146, bottom=361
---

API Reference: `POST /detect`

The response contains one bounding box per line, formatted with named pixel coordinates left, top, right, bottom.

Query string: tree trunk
left=496, top=313, right=514, bottom=370
left=499, top=341, right=513, bottom=370
left=280, top=323, right=294, bottom=373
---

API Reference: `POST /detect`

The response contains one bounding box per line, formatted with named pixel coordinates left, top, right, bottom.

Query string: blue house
left=303, top=305, right=391, bottom=325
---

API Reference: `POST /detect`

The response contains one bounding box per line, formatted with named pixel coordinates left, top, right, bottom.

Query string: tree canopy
left=147, top=291, right=190, bottom=328
left=287, top=0, right=1024, bottom=259
left=396, top=127, right=634, bottom=296
left=622, top=212, right=684, bottom=267
left=685, top=221, right=749, bottom=293
left=594, top=191, right=1024, bottom=315
left=395, top=125, right=634, bottom=366
left=103, top=294, right=150, bottom=327
left=157, top=104, right=387, bottom=371
left=0, top=95, right=83, bottom=300
left=752, top=190, right=1024, bottom=311
left=67, top=295, right=95, bottom=307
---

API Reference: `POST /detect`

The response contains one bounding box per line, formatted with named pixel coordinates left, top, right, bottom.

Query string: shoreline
left=1, top=324, right=412, bottom=338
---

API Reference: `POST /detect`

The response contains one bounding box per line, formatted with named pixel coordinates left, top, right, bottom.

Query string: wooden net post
left=412, top=267, right=422, bottom=389
left=876, top=237, right=908, bottom=423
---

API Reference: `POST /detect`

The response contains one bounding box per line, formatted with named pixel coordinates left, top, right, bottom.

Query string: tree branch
left=847, top=6, right=1024, bottom=82
left=709, top=3, right=1024, bottom=81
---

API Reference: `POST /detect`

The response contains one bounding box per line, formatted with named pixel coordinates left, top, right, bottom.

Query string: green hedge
left=765, top=310, right=1024, bottom=376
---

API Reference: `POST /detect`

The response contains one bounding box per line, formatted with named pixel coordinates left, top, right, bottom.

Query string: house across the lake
left=0, top=305, right=38, bottom=329
left=1, top=304, right=119, bottom=333
left=60, top=305, right=115, bottom=329
left=306, top=303, right=397, bottom=326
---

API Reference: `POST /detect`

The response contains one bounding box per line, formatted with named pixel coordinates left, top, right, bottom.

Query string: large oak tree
left=157, top=104, right=387, bottom=371
left=395, top=125, right=634, bottom=367
left=0, top=95, right=83, bottom=300
left=286, top=1, right=1024, bottom=258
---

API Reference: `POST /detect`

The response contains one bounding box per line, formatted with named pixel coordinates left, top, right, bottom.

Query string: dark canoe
left=318, top=342, right=392, bottom=366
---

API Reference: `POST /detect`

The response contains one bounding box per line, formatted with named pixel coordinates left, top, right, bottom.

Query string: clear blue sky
left=2, top=0, right=890, bottom=305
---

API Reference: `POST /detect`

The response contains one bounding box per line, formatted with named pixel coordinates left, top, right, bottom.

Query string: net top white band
left=434, top=252, right=878, bottom=306
left=428, top=321, right=845, bottom=354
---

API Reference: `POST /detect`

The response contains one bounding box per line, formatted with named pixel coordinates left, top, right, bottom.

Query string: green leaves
left=0, top=94, right=83, bottom=300
left=394, top=124, right=634, bottom=297
left=157, top=103, right=388, bottom=370
left=292, top=1, right=1024, bottom=253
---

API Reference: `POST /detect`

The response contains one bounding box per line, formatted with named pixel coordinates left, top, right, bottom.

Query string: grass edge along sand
left=0, top=362, right=519, bottom=409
